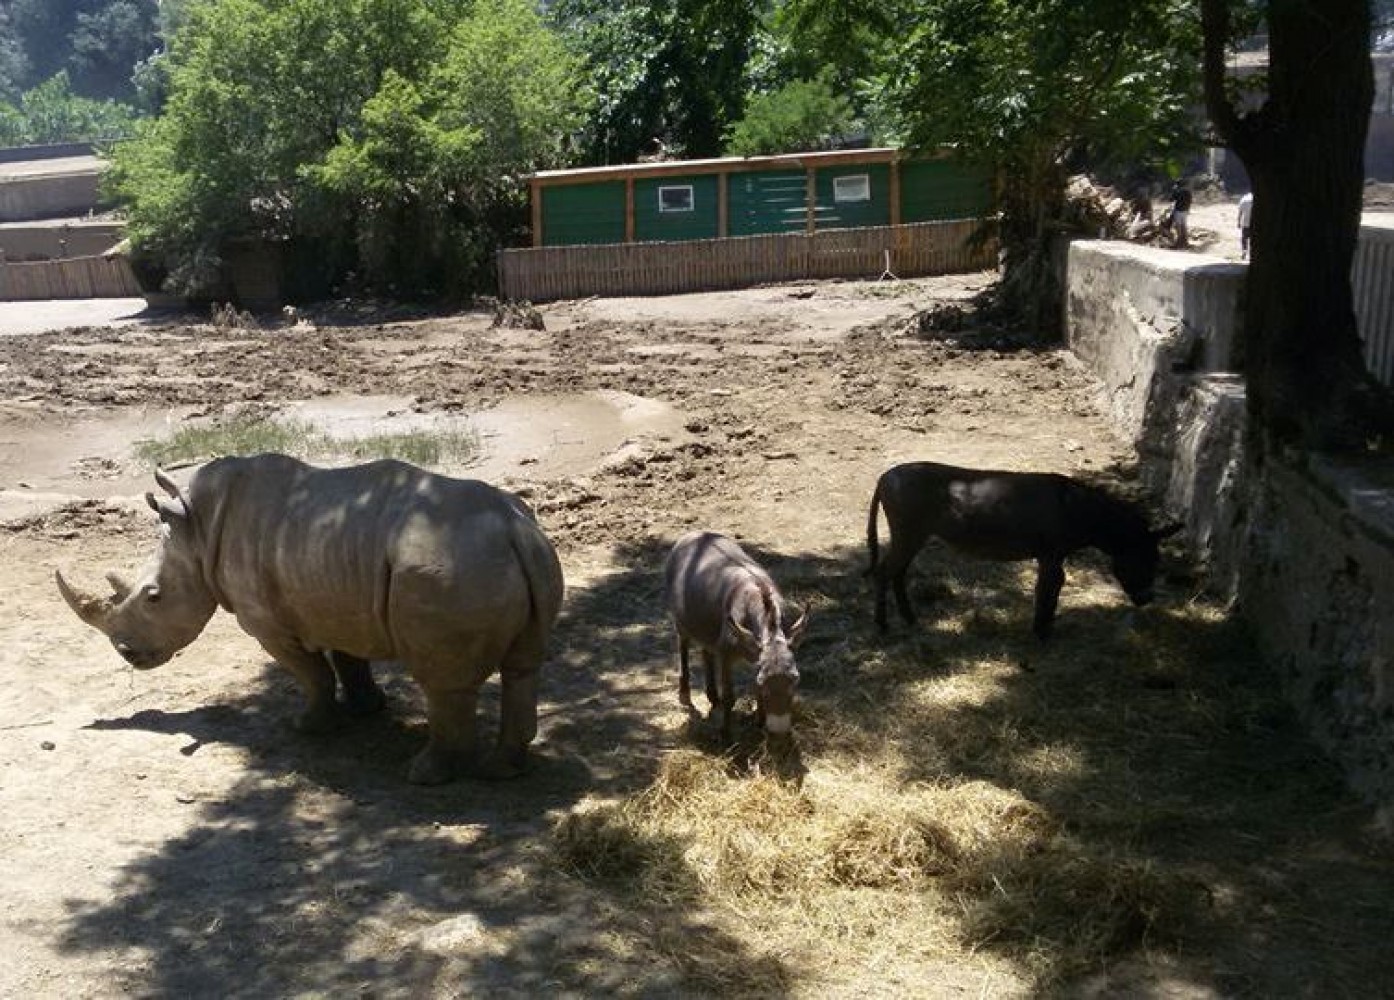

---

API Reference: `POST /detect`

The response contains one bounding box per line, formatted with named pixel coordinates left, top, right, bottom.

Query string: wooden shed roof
left=528, top=147, right=915, bottom=187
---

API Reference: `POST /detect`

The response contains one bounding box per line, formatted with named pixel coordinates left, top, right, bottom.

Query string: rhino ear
left=154, top=468, right=183, bottom=500
left=104, top=572, right=133, bottom=602
left=55, top=570, right=113, bottom=631
left=145, top=491, right=188, bottom=523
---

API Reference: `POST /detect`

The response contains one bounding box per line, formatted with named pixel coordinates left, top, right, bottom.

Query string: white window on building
left=833, top=174, right=871, bottom=203
left=658, top=185, right=695, bottom=212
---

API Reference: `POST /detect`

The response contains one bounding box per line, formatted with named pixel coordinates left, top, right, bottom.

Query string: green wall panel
left=540, top=182, right=626, bottom=246
left=633, top=174, right=720, bottom=242
left=813, top=164, right=891, bottom=230
left=899, top=160, right=993, bottom=222
left=727, top=170, right=808, bottom=236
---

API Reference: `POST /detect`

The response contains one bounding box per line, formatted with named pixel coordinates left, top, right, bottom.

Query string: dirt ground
left=1, top=267, right=1391, bottom=998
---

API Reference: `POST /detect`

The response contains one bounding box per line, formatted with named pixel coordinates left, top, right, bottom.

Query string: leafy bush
left=106, top=0, right=590, bottom=302
left=0, top=72, right=136, bottom=145
left=723, top=73, right=856, bottom=156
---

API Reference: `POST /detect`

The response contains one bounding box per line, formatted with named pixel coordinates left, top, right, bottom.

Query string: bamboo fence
left=0, top=253, right=142, bottom=300
left=498, top=218, right=996, bottom=302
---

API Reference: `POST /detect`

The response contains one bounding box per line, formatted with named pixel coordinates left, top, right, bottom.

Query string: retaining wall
left=1064, top=238, right=1394, bottom=809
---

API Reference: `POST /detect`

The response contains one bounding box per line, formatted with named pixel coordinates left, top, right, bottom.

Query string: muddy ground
left=0, top=268, right=1390, bottom=998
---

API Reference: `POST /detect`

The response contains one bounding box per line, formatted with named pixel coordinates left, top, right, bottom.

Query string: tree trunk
left=1203, top=0, right=1394, bottom=453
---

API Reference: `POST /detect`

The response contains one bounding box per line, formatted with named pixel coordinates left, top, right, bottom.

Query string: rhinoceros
left=56, top=453, right=564, bottom=784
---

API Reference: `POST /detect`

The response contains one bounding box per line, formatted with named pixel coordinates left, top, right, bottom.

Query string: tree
left=1202, top=0, right=1394, bottom=452
left=0, top=72, right=137, bottom=145
left=108, top=0, right=589, bottom=300
left=551, top=0, right=760, bottom=163
left=723, top=73, right=856, bottom=156
left=0, top=9, right=30, bottom=101
left=870, top=0, right=1202, bottom=334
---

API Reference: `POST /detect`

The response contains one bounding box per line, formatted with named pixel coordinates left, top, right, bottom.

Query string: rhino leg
left=486, top=627, right=548, bottom=779
left=330, top=651, right=386, bottom=716
left=409, top=683, right=481, bottom=785
left=261, top=640, right=340, bottom=734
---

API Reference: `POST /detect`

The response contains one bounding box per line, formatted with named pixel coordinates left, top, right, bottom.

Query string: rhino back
left=188, top=455, right=541, bottom=660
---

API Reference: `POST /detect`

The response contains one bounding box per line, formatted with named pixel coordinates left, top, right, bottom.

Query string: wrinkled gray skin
left=56, top=454, right=564, bottom=784
left=664, top=530, right=807, bottom=742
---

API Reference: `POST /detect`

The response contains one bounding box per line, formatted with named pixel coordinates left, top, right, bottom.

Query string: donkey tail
left=865, top=478, right=883, bottom=577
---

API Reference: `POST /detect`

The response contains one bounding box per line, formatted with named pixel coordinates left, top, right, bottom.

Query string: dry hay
left=549, top=555, right=1264, bottom=990
left=554, top=743, right=1206, bottom=988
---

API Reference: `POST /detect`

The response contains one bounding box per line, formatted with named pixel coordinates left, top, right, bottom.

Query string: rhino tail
left=510, top=518, right=565, bottom=642
left=865, top=477, right=884, bottom=578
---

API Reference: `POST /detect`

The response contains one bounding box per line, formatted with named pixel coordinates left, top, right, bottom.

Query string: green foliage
left=861, top=0, right=1203, bottom=331
left=551, top=0, right=761, bottom=162
left=108, top=0, right=590, bottom=300
left=723, top=73, right=856, bottom=156
left=0, top=71, right=137, bottom=145
left=4, top=0, right=160, bottom=102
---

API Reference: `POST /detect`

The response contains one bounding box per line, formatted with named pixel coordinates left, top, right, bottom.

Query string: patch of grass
left=133, top=413, right=322, bottom=466
left=133, top=412, right=479, bottom=469
left=339, top=429, right=479, bottom=468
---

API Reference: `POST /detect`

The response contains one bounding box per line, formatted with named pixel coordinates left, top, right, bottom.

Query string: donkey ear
left=784, top=608, right=809, bottom=648
left=725, top=614, right=762, bottom=659
left=1152, top=521, right=1183, bottom=540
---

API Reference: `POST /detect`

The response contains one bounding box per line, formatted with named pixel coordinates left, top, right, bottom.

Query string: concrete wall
left=1063, top=237, right=1394, bottom=810
left=0, top=221, right=124, bottom=261
left=0, top=166, right=104, bottom=222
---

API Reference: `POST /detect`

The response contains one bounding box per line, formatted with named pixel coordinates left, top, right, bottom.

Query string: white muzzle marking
left=764, top=713, right=792, bottom=735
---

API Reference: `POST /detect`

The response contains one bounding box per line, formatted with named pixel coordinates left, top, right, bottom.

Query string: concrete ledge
left=1063, top=240, right=1246, bottom=443
left=1063, top=236, right=1394, bottom=809
left=1242, top=457, right=1394, bottom=805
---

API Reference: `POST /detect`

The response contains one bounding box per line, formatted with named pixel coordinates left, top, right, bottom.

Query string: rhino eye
left=145, top=586, right=162, bottom=603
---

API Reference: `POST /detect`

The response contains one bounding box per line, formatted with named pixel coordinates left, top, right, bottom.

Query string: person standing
left=1236, top=190, right=1254, bottom=260
left=1170, top=180, right=1193, bottom=248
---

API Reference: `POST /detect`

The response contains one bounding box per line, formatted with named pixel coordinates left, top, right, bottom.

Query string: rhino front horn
left=55, top=570, right=113, bottom=630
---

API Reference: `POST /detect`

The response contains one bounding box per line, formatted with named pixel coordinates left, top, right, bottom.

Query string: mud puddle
left=0, top=389, right=688, bottom=519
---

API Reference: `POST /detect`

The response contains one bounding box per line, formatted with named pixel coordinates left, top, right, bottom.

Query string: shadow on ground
left=56, top=532, right=1394, bottom=996
left=60, top=534, right=791, bottom=997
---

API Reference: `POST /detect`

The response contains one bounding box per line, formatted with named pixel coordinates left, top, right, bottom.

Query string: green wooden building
left=526, top=148, right=992, bottom=248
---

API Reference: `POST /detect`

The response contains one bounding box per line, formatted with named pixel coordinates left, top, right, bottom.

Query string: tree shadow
left=59, top=531, right=793, bottom=997
left=57, top=519, right=1394, bottom=996
left=730, top=538, right=1394, bottom=995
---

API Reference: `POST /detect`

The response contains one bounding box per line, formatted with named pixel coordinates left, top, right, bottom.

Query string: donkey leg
left=1033, top=558, right=1066, bottom=640
left=678, top=636, right=693, bottom=708
left=718, top=655, right=735, bottom=744
left=703, top=650, right=719, bottom=709
left=880, top=528, right=930, bottom=629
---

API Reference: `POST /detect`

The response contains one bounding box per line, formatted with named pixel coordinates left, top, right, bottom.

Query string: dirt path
left=0, top=275, right=1388, bottom=997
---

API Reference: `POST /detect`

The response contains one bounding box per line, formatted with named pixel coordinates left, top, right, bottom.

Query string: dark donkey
left=867, top=462, right=1178, bottom=639
left=665, top=531, right=808, bottom=742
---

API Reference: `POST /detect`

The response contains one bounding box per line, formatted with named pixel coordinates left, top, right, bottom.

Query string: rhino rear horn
left=104, top=572, right=133, bottom=602
left=55, top=570, right=114, bottom=631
